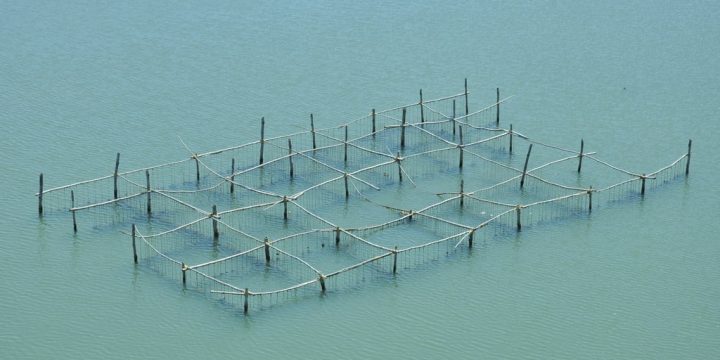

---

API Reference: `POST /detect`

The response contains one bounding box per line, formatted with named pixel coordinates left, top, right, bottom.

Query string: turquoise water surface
left=1, top=1, right=719, bottom=359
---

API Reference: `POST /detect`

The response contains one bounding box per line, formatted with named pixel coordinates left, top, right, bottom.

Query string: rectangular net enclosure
left=36, top=82, right=692, bottom=314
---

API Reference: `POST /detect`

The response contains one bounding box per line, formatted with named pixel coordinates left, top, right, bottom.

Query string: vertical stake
left=288, top=139, right=294, bottom=179
left=460, top=180, right=464, bottom=207
left=212, top=205, right=219, bottom=240
left=392, top=246, right=398, bottom=274
left=464, top=78, right=469, bottom=115
left=458, top=125, right=464, bottom=169
left=468, top=230, right=474, bottom=248
left=685, top=139, right=692, bottom=176
left=509, top=124, right=513, bottom=153
left=264, top=237, right=270, bottom=264
left=131, top=224, right=137, bottom=264
left=71, top=190, right=77, bottom=232
left=145, top=170, right=151, bottom=214
left=419, top=89, right=424, bottom=125
left=194, top=155, right=200, bottom=184
left=588, top=186, right=593, bottom=213
left=259, top=117, right=265, bottom=165
left=335, top=227, right=341, bottom=247
left=310, top=113, right=316, bottom=150
left=114, top=152, right=120, bottom=199
left=230, top=158, right=235, bottom=194
left=520, top=144, right=533, bottom=189
left=496, top=88, right=500, bottom=125
left=283, top=196, right=288, bottom=220
left=397, top=152, right=403, bottom=182
left=371, top=109, right=376, bottom=137
left=400, top=107, right=406, bottom=149
left=243, top=288, right=249, bottom=314
left=319, top=275, right=326, bottom=292
left=577, top=139, right=584, bottom=173
left=182, top=262, right=187, bottom=285
left=344, top=125, right=348, bottom=164
left=641, top=174, right=646, bottom=196
left=452, top=99, right=457, bottom=137
left=516, top=205, right=522, bottom=231
left=38, top=173, right=43, bottom=215
left=344, top=174, right=349, bottom=199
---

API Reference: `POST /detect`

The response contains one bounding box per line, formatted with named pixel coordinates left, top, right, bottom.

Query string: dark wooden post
left=288, top=139, right=294, bottom=179
left=212, top=205, right=219, bottom=240
left=641, top=174, right=646, bottom=196
left=38, top=173, right=43, bottom=215
left=400, top=107, right=406, bottom=149
left=516, top=205, right=522, bottom=231
left=113, top=152, right=120, bottom=199
left=243, top=288, right=249, bottom=314
left=182, top=262, right=187, bottom=285
left=496, top=87, right=500, bottom=125
left=464, top=78, right=469, bottom=115
left=259, top=117, right=265, bottom=165
left=264, top=237, right=270, bottom=263
left=419, top=89, right=424, bottom=125
left=397, top=152, right=403, bottom=182
left=468, top=230, right=474, bottom=248
left=194, top=155, right=200, bottom=184
left=319, top=275, right=326, bottom=292
left=520, top=144, right=533, bottom=189
left=310, top=113, right=316, bottom=150
left=230, top=158, right=235, bottom=194
left=577, top=139, right=584, bottom=173
left=344, top=125, right=348, bottom=164
left=371, top=109, right=376, bottom=137
left=283, top=196, right=288, bottom=220
left=458, top=126, right=464, bottom=169
left=392, top=246, right=398, bottom=274
left=335, top=227, right=341, bottom=247
left=344, top=174, right=349, bottom=199
left=509, top=124, right=513, bottom=153
left=460, top=179, right=464, bottom=207
left=686, top=139, right=692, bottom=176
left=145, top=170, right=151, bottom=214
left=588, top=186, right=593, bottom=213
left=71, top=190, right=77, bottom=232
left=131, top=224, right=138, bottom=264
left=452, top=99, right=457, bottom=137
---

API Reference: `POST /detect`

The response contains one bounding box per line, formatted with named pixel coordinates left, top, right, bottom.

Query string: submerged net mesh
left=36, top=87, right=691, bottom=314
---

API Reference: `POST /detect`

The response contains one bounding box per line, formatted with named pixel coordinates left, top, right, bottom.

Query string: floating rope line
left=36, top=84, right=690, bottom=314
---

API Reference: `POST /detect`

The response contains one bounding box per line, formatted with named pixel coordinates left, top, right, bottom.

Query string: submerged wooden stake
left=131, top=224, right=137, bottom=264
left=397, top=152, right=402, bottom=182
left=452, top=100, right=457, bottom=137
left=335, top=227, right=341, bottom=247
left=310, top=113, right=316, bottom=150
left=259, top=117, right=265, bottom=165
left=400, top=107, right=406, bottom=149
left=458, top=125, right=464, bottom=169
left=468, top=230, right=474, bottom=248
left=145, top=170, right=151, bottom=214
left=194, top=156, right=200, bottom=184
left=371, top=108, right=376, bottom=136
left=344, top=174, right=349, bottom=199
left=577, top=139, right=584, bottom=173
left=212, top=205, right=219, bottom=240
left=509, top=124, right=513, bottom=153
left=71, top=190, right=77, bottom=232
left=38, top=173, right=43, bottom=215
left=344, top=125, right=348, bottom=164
left=283, top=196, right=288, bottom=220
left=392, top=246, right=398, bottom=274
left=182, top=262, right=187, bottom=285
left=243, top=288, right=249, bottom=314
left=264, top=237, right=270, bottom=263
left=686, top=139, right=692, bottom=176
left=516, top=205, right=522, bottom=231
left=496, top=88, right=500, bottom=125
left=520, top=144, right=533, bottom=189
left=319, top=275, right=326, bottom=292
left=641, top=174, right=646, bottom=196
left=460, top=180, right=464, bottom=207
left=230, top=158, right=235, bottom=194
left=288, top=139, right=294, bottom=179
left=419, top=89, right=424, bottom=125
left=588, top=186, right=593, bottom=213
left=464, top=78, right=469, bottom=115
left=113, top=152, right=120, bottom=199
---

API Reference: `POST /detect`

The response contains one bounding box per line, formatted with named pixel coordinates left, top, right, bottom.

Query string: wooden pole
left=344, top=174, right=349, bottom=199
left=419, top=89, right=424, bottom=125
left=468, top=230, right=474, bottom=248
left=230, top=158, right=235, bottom=194
left=460, top=180, right=464, bottom=207
left=288, top=139, right=294, bottom=179
left=344, top=125, right=348, bottom=164
left=38, top=173, right=43, bottom=215
left=264, top=237, right=270, bottom=263
left=577, top=139, right=584, bottom=173
left=397, top=152, right=402, bottom=182
left=335, top=227, right=341, bottom=247
left=458, top=125, right=464, bottom=169
left=400, top=107, right=406, bottom=149
left=212, top=205, right=219, bottom=240
left=114, top=152, right=120, bottom=199
left=310, top=113, right=316, bottom=150
left=259, top=117, right=265, bottom=165
left=464, top=78, right=469, bottom=115
left=496, top=87, right=500, bottom=125
left=194, top=156, right=200, bottom=184
left=686, top=139, right=692, bottom=176
left=145, top=170, right=151, bottom=214
left=452, top=99, right=457, bottom=137
left=371, top=109, right=376, bottom=137
left=509, top=124, right=513, bottom=153
left=516, top=205, right=522, bottom=231
left=131, top=224, right=138, bottom=264
left=71, top=190, right=77, bottom=233
left=588, top=186, right=593, bottom=213
left=283, top=196, right=288, bottom=220
left=243, top=288, right=249, bottom=314
left=520, top=144, right=533, bottom=189
left=641, top=174, right=646, bottom=196
left=182, top=262, right=187, bottom=285
left=319, top=275, right=326, bottom=292
left=392, top=246, right=398, bottom=274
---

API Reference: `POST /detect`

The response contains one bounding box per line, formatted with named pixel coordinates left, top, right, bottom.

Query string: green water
left=2, top=1, right=719, bottom=358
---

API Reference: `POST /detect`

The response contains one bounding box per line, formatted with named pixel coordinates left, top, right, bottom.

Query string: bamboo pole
left=401, top=107, right=406, bottom=149
left=145, top=170, right=151, bottom=214
left=641, top=174, right=646, bottom=196
left=335, top=227, right=341, bottom=247
left=468, top=230, right=474, bottom=248
left=686, top=139, right=692, bottom=176
left=452, top=99, right=457, bottom=137
left=577, top=139, right=584, bottom=173
left=264, top=237, right=270, bottom=263
left=459, top=125, right=464, bottom=169
left=520, top=144, right=533, bottom=189
left=397, top=152, right=403, bottom=182
left=212, top=205, right=219, bottom=240
left=516, top=205, right=522, bottom=231
left=230, top=158, right=235, bottom=194
left=114, top=153, right=120, bottom=199
left=344, top=174, right=349, bottom=199
left=310, top=113, right=316, bottom=150
left=182, top=262, right=187, bottom=285
left=344, top=125, right=348, bottom=164
left=371, top=109, right=376, bottom=137
left=392, top=246, right=398, bottom=274
left=419, top=89, right=425, bottom=125
left=588, top=186, right=593, bottom=213
left=288, top=139, right=294, bottom=179
left=131, top=224, right=137, bottom=264
left=496, top=88, right=500, bottom=125
left=464, top=78, right=469, bottom=115
left=460, top=180, right=464, bottom=207
left=283, top=196, right=288, bottom=220
left=71, top=190, right=77, bottom=232
left=319, top=275, right=326, bottom=292
left=259, top=117, right=265, bottom=165
left=509, top=124, right=513, bottom=153
left=38, top=173, right=43, bottom=215
left=243, top=288, right=249, bottom=314
left=194, top=155, right=200, bottom=184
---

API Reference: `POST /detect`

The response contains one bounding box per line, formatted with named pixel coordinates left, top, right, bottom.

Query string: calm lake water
left=1, top=1, right=719, bottom=359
